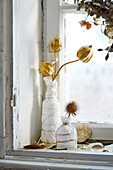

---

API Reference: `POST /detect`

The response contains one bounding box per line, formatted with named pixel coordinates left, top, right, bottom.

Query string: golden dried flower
left=40, top=62, right=55, bottom=77
left=66, top=102, right=78, bottom=117
left=51, top=37, right=62, bottom=52
left=77, top=45, right=93, bottom=63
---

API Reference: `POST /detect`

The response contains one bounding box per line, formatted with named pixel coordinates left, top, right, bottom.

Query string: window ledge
left=0, top=154, right=113, bottom=170
left=73, top=122, right=113, bottom=141
left=5, top=150, right=113, bottom=167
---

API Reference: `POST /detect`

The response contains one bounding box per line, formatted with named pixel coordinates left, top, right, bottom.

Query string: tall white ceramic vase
left=41, top=77, right=61, bottom=143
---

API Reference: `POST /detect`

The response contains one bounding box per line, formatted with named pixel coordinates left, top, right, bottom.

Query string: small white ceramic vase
left=56, top=116, right=77, bottom=150
left=41, top=77, right=61, bottom=143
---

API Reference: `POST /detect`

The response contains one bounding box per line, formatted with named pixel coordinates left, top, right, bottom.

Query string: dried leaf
left=55, top=148, right=68, bottom=150
left=86, top=22, right=91, bottom=30
left=105, top=47, right=109, bottom=50
left=105, top=52, right=109, bottom=61
left=92, top=145, right=103, bottom=149
left=102, top=150, right=109, bottom=152
left=24, top=144, right=44, bottom=149
left=77, top=3, right=83, bottom=10
left=98, top=48, right=103, bottom=51
left=79, top=20, right=87, bottom=27
left=79, top=20, right=91, bottom=30
left=94, top=22, right=99, bottom=26
left=43, top=143, right=56, bottom=149
left=93, top=17, right=97, bottom=21
left=88, top=142, right=103, bottom=150
left=111, top=43, right=113, bottom=48
left=24, top=141, right=56, bottom=150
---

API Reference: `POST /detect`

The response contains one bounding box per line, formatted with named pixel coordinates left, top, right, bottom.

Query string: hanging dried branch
left=77, top=0, right=113, bottom=61
left=77, top=0, right=113, bottom=24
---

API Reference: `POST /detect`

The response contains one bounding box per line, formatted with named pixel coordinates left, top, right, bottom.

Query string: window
left=64, top=13, right=113, bottom=123
left=1, top=0, right=113, bottom=169
left=62, top=0, right=76, bottom=5
left=12, top=0, right=113, bottom=149
left=10, top=0, right=113, bottom=148
left=59, top=1, right=113, bottom=124
left=45, top=0, right=113, bottom=141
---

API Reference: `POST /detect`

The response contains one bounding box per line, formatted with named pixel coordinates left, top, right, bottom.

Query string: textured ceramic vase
left=41, top=77, right=61, bottom=143
left=56, top=116, right=77, bottom=150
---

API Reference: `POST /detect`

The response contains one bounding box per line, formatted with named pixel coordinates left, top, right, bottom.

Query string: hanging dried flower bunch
left=66, top=101, right=78, bottom=117
left=77, top=0, right=113, bottom=24
left=77, top=0, right=113, bottom=60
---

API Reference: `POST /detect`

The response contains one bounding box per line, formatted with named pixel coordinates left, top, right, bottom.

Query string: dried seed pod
left=40, top=62, right=55, bottom=77
left=51, top=37, right=62, bottom=52
left=77, top=45, right=93, bottom=63
left=66, top=102, right=78, bottom=117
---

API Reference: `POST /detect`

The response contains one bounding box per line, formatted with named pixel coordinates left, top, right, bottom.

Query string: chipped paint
left=3, top=0, right=13, bottom=154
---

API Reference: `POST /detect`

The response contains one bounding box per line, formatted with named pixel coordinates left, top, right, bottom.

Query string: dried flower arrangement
left=40, top=37, right=93, bottom=80
left=24, top=1, right=113, bottom=150
left=24, top=100, right=79, bottom=150
left=77, top=0, right=113, bottom=60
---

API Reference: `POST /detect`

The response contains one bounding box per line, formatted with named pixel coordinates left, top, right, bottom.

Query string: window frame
left=1, top=0, right=113, bottom=169
left=46, top=0, right=113, bottom=141
left=0, top=0, right=5, bottom=158
left=0, top=0, right=13, bottom=158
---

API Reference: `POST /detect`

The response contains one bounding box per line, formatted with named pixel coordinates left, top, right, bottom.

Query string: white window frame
left=44, top=0, right=113, bottom=141
left=1, top=0, right=113, bottom=169
left=0, top=0, right=4, bottom=158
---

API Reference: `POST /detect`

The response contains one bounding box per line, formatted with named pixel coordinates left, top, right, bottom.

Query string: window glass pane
left=64, top=13, right=113, bottom=123
left=63, top=0, right=76, bottom=4
left=62, top=0, right=113, bottom=4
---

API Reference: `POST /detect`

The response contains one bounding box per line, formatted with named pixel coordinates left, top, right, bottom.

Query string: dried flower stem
left=54, top=52, right=57, bottom=74
left=52, top=59, right=80, bottom=81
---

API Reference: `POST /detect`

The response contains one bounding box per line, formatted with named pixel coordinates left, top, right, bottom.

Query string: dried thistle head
left=66, top=101, right=78, bottom=117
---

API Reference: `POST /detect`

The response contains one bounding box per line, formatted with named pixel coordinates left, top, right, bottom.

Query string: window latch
left=11, top=94, right=16, bottom=107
